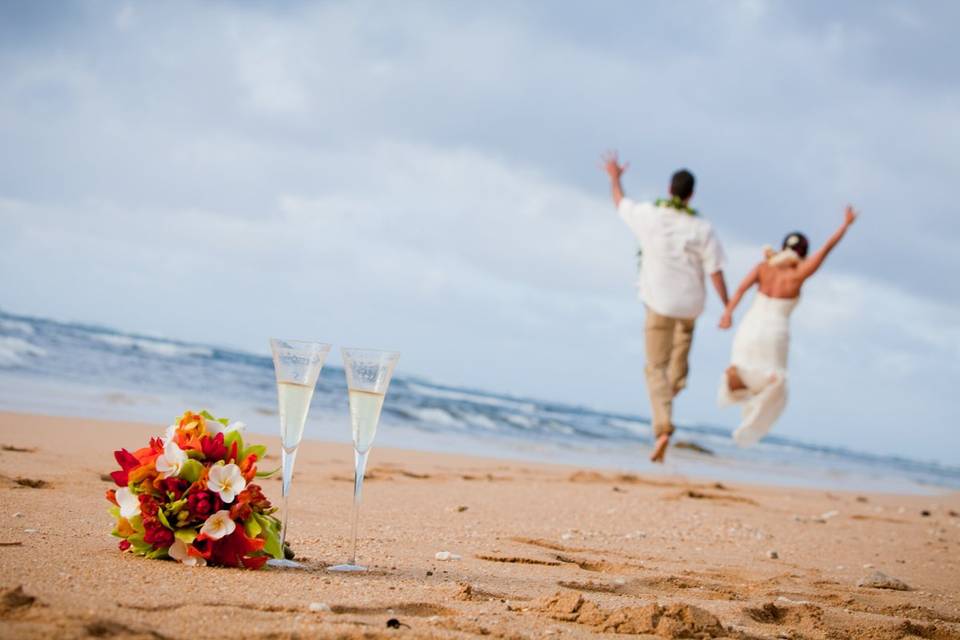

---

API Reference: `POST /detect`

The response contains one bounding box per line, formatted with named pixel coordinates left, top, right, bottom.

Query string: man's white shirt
left=618, top=198, right=725, bottom=320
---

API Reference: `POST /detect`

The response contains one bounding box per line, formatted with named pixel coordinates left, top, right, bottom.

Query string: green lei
left=636, top=197, right=698, bottom=266
left=653, top=196, right=698, bottom=216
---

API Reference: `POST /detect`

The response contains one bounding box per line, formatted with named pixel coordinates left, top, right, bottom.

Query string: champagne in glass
left=269, top=338, right=331, bottom=568
left=328, top=347, right=399, bottom=572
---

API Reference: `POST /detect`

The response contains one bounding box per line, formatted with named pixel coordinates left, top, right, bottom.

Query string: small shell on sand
left=857, top=571, right=910, bottom=591
left=435, top=551, right=461, bottom=561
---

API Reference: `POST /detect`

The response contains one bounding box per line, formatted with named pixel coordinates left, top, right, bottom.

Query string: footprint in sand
left=476, top=554, right=563, bottom=567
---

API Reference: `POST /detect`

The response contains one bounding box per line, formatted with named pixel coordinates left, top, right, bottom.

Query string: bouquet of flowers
left=105, top=410, right=283, bottom=569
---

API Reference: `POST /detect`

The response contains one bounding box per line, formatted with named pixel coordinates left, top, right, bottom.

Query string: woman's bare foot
left=726, top=366, right=747, bottom=392
left=650, top=434, right=670, bottom=463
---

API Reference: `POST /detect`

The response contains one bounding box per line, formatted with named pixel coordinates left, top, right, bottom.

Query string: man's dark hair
left=782, top=232, right=809, bottom=258
left=670, top=169, right=695, bottom=201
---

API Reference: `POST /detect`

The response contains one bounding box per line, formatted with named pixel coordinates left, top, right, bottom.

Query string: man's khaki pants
left=644, top=307, right=696, bottom=438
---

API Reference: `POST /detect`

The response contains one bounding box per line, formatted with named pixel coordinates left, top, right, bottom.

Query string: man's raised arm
left=601, top=150, right=629, bottom=208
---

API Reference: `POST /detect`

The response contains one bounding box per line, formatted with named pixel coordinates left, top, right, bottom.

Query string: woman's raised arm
left=796, top=205, right=858, bottom=281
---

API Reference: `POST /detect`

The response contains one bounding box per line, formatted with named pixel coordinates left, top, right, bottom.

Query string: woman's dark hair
left=782, top=232, right=809, bottom=258
left=669, top=169, right=695, bottom=200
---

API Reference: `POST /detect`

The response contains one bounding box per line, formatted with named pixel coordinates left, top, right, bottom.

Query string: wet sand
left=1, top=411, right=958, bottom=639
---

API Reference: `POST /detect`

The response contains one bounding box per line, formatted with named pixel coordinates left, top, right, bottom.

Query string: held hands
left=601, top=150, right=628, bottom=181
left=718, top=310, right=733, bottom=330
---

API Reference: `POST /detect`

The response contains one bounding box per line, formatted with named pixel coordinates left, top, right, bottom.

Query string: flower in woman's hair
left=200, top=432, right=228, bottom=461
left=116, top=487, right=141, bottom=519
left=186, top=489, right=221, bottom=519
left=207, top=463, right=246, bottom=503
left=155, top=439, right=188, bottom=479
left=168, top=538, right=206, bottom=566
left=200, top=510, right=236, bottom=540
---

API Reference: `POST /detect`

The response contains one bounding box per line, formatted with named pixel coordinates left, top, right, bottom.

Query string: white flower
left=168, top=538, right=206, bottom=566
left=162, top=424, right=178, bottom=444
left=206, top=420, right=245, bottom=436
left=200, top=510, right=236, bottom=540
left=155, top=439, right=188, bottom=479
left=116, top=487, right=140, bottom=519
left=207, top=463, right=246, bottom=503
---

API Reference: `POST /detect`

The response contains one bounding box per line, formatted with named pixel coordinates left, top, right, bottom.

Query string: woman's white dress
left=718, top=292, right=799, bottom=446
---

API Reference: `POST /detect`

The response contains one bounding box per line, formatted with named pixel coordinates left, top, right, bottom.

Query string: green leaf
left=156, top=508, right=173, bottom=530
left=224, top=430, right=243, bottom=453
left=129, top=515, right=144, bottom=533
left=218, top=417, right=229, bottom=426
left=167, top=498, right=187, bottom=513
left=256, top=466, right=280, bottom=478
left=185, top=448, right=205, bottom=460
left=174, top=528, right=197, bottom=544
left=108, top=506, right=120, bottom=519
left=242, top=444, right=266, bottom=461
left=179, top=459, right=204, bottom=483
left=200, top=410, right=216, bottom=421
left=145, top=546, right=169, bottom=560
left=244, top=516, right=262, bottom=538
left=254, top=513, right=283, bottom=559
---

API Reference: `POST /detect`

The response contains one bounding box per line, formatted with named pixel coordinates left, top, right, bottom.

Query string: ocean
left=1, top=309, right=957, bottom=494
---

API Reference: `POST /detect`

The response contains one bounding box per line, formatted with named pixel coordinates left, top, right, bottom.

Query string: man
left=602, top=151, right=728, bottom=463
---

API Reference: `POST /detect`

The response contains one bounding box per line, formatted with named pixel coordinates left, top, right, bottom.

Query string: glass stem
left=280, top=447, right=298, bottom=550
left=348, top=449, right=369, bottom=566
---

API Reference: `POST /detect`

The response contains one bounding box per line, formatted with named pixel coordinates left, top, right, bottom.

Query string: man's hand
left=601, top=150, right=628, bottom=207
left=843, top=205, right=858, bottom=228
left=601, top=150, right=628, bottom=180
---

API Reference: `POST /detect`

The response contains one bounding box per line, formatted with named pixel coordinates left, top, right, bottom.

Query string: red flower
left=110, top=448, right=140, bottom=486
left=118, top=540, right=131, bottom=551
left=200, top=433, right=228, bottom=462
left=105, top=489, right=118, bottom=506
left=143, top=520, right=174, bottom=548
left=162, top=477, right=189, bottom=499
left=204, top=526, right=266, bottom=569
left=187, top=490, right=221, bottom=519
left=139, top=494, right=160, bottom=517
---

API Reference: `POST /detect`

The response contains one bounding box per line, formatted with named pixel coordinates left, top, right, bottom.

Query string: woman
left=718, top=206, right=858, bottom=446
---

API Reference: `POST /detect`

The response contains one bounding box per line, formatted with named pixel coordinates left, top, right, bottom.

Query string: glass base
left=267, top=558, right=307, bottom=569
left=328, top=563, right=367, bottom=572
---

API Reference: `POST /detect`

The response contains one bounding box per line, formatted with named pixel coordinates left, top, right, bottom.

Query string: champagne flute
left=269, top=338, right=331, bottom=568
left=328, top=347, right=399, bottom=572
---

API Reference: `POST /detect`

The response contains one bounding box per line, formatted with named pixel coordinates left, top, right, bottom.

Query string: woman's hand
left=719, top=310, right=733, bottom=330
left=843, top=205, right=858, bottom=228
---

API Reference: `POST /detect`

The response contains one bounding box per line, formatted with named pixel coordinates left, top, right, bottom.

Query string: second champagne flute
left=269, top=338, right=331, bottom=568
left=328, top=347, right=399, bottom=572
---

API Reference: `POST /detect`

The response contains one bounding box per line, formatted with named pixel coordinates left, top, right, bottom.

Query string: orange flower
left=177, top=411, right=208, bottom=437
left=115, top=517, right=135, bottom=537
left=239, top=453, right=259, bottom=482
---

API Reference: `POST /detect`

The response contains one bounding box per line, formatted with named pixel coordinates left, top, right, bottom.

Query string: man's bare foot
left=650, top=434, right=670, bottom=463
left=726, top=366, right=747, bottom=392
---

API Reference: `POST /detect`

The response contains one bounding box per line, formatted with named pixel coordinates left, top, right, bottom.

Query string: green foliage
left=174, top=528, right=197, bottom=544
left=253, top=513, right=283, bottom=559
left=179, top=459, right=204, bottom=483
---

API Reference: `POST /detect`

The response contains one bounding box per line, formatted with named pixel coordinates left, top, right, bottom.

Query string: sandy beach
left=1, top=411, right=958, bottom=639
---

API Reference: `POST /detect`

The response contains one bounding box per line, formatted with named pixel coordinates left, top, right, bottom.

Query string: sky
left=1, top=0, right=958, bottom=464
